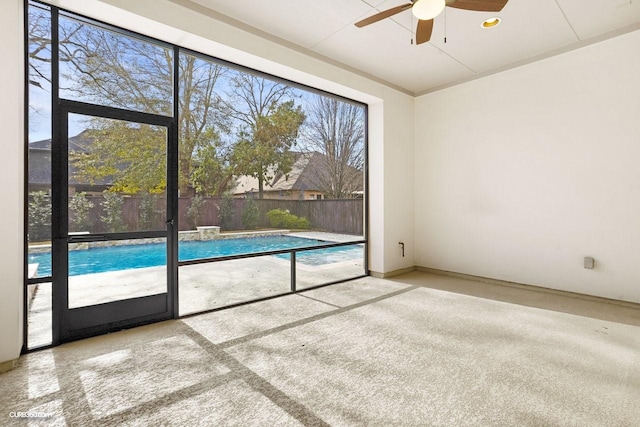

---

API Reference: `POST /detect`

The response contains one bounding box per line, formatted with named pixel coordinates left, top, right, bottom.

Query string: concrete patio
left=5, top=272, right=640, bottom=426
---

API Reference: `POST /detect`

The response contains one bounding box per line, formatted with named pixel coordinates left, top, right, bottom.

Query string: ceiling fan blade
left=355, top=3, right=413, bottom=28
left=446, top=0, right=508, bottom=12
left=416, top=19, right=434, bottom=44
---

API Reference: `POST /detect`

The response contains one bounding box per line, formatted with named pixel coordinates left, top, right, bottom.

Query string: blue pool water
left=28, top=235, right=362, bottom=277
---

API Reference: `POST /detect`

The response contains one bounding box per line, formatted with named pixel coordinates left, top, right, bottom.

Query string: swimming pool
left=28, top=235, right=363, bottom=277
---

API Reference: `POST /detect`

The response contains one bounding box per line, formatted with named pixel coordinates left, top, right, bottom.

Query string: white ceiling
left=177, top=0, right=640, bottom=95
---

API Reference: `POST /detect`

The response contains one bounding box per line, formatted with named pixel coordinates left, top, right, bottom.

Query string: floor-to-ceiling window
left=25, top=0, right=367, bottom=349
left=27, top=3, right=178, bottom=345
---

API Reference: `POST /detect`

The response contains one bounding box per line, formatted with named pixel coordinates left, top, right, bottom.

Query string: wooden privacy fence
left=253, top=199, right=363, bottom=235
left=178, top=198, right=364, bottom=236
left=64, top=196, right=363, bottom=236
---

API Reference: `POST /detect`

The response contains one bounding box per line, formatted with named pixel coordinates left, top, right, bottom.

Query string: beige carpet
left=2, top=272, right=640, bottom=426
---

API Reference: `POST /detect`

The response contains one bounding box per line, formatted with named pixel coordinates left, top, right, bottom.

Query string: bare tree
left=27, top=3, right=81, bottom=130
left=300, top=96, right=365, bottom=199
left=27, top=4, right=53, bottom=91
left=55, top=16, right=231, bottom=195
left=178, top=54, right=232, bottom=195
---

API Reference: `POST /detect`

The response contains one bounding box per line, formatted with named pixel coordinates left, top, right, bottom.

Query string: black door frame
left=52, top=99, right=178, bottom=343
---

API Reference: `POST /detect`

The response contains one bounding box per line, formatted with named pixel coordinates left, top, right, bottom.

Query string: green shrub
left=28, top=191, right=51, bottom=242
left=186, top=194, right=204, bottom=229
left=69, top=192, right=94, bottom=232
left=217, top=192, right=235, bottom=231
left=101, top=191, right=126, bottom=232
left=139, top=193, right=159, bottom=230
left=241, top=197, right=259, bottom=230
left=296, top=216, right=311, bottom=229
left=266, top=209, right=310, bottom=229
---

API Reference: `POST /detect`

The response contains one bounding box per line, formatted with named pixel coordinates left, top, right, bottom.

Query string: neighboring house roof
left=29, top=130, right=93, bottom=152
left=233, top=151, right=363, bottom=195
left=28, top=148, right=52, bottom=186
left=28, top=131, right=112, bottom=187
left=233, top=151, right=312, bottom=195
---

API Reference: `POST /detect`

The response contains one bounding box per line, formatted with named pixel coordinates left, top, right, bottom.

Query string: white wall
left=0, top=0, right=25, bottom=363
left=368, top=91, right=416, bottom=275
left=382, top=90, right=415, bottom=273
left=415, top=29, right=640, bottom=303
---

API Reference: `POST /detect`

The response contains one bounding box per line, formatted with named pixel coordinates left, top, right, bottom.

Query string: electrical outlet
left=584, top=257, right=595, bottom=269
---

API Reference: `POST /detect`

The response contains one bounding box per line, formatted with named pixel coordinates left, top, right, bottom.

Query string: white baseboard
left=369, top=266, right=416, bottom=279
left=0, top=359, right=17, bottom=374
left=416, top=266, right=640, bottom=309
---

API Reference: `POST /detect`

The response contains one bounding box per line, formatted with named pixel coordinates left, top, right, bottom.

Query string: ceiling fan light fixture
left=412, top=0, right=446, bottom=21
left=481, top=17, right=501, bottom=28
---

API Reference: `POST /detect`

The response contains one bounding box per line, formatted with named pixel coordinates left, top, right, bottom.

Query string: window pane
left=177, top=52, right=230, bottom=231
left=68, top=239, right=167, bottom=309
left=294, top=95, right=365, bottom=236
left=27, top=2, right=53, bottom=350
left=28, top=283, right=52, bottom=349
left=28, top=2, right=52, bottom=248
left=179, top=254, right=291, bottom=316
left=59, top=14, right=173, bottom=116
left=295, top=244, right=365, bottom=290
left=28, top=247, right=51, bottom=278
left=68, top=114, right=167, bottom=233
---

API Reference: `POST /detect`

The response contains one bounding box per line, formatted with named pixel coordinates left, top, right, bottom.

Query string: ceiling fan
left=354, top=0, right=509, bottom=44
